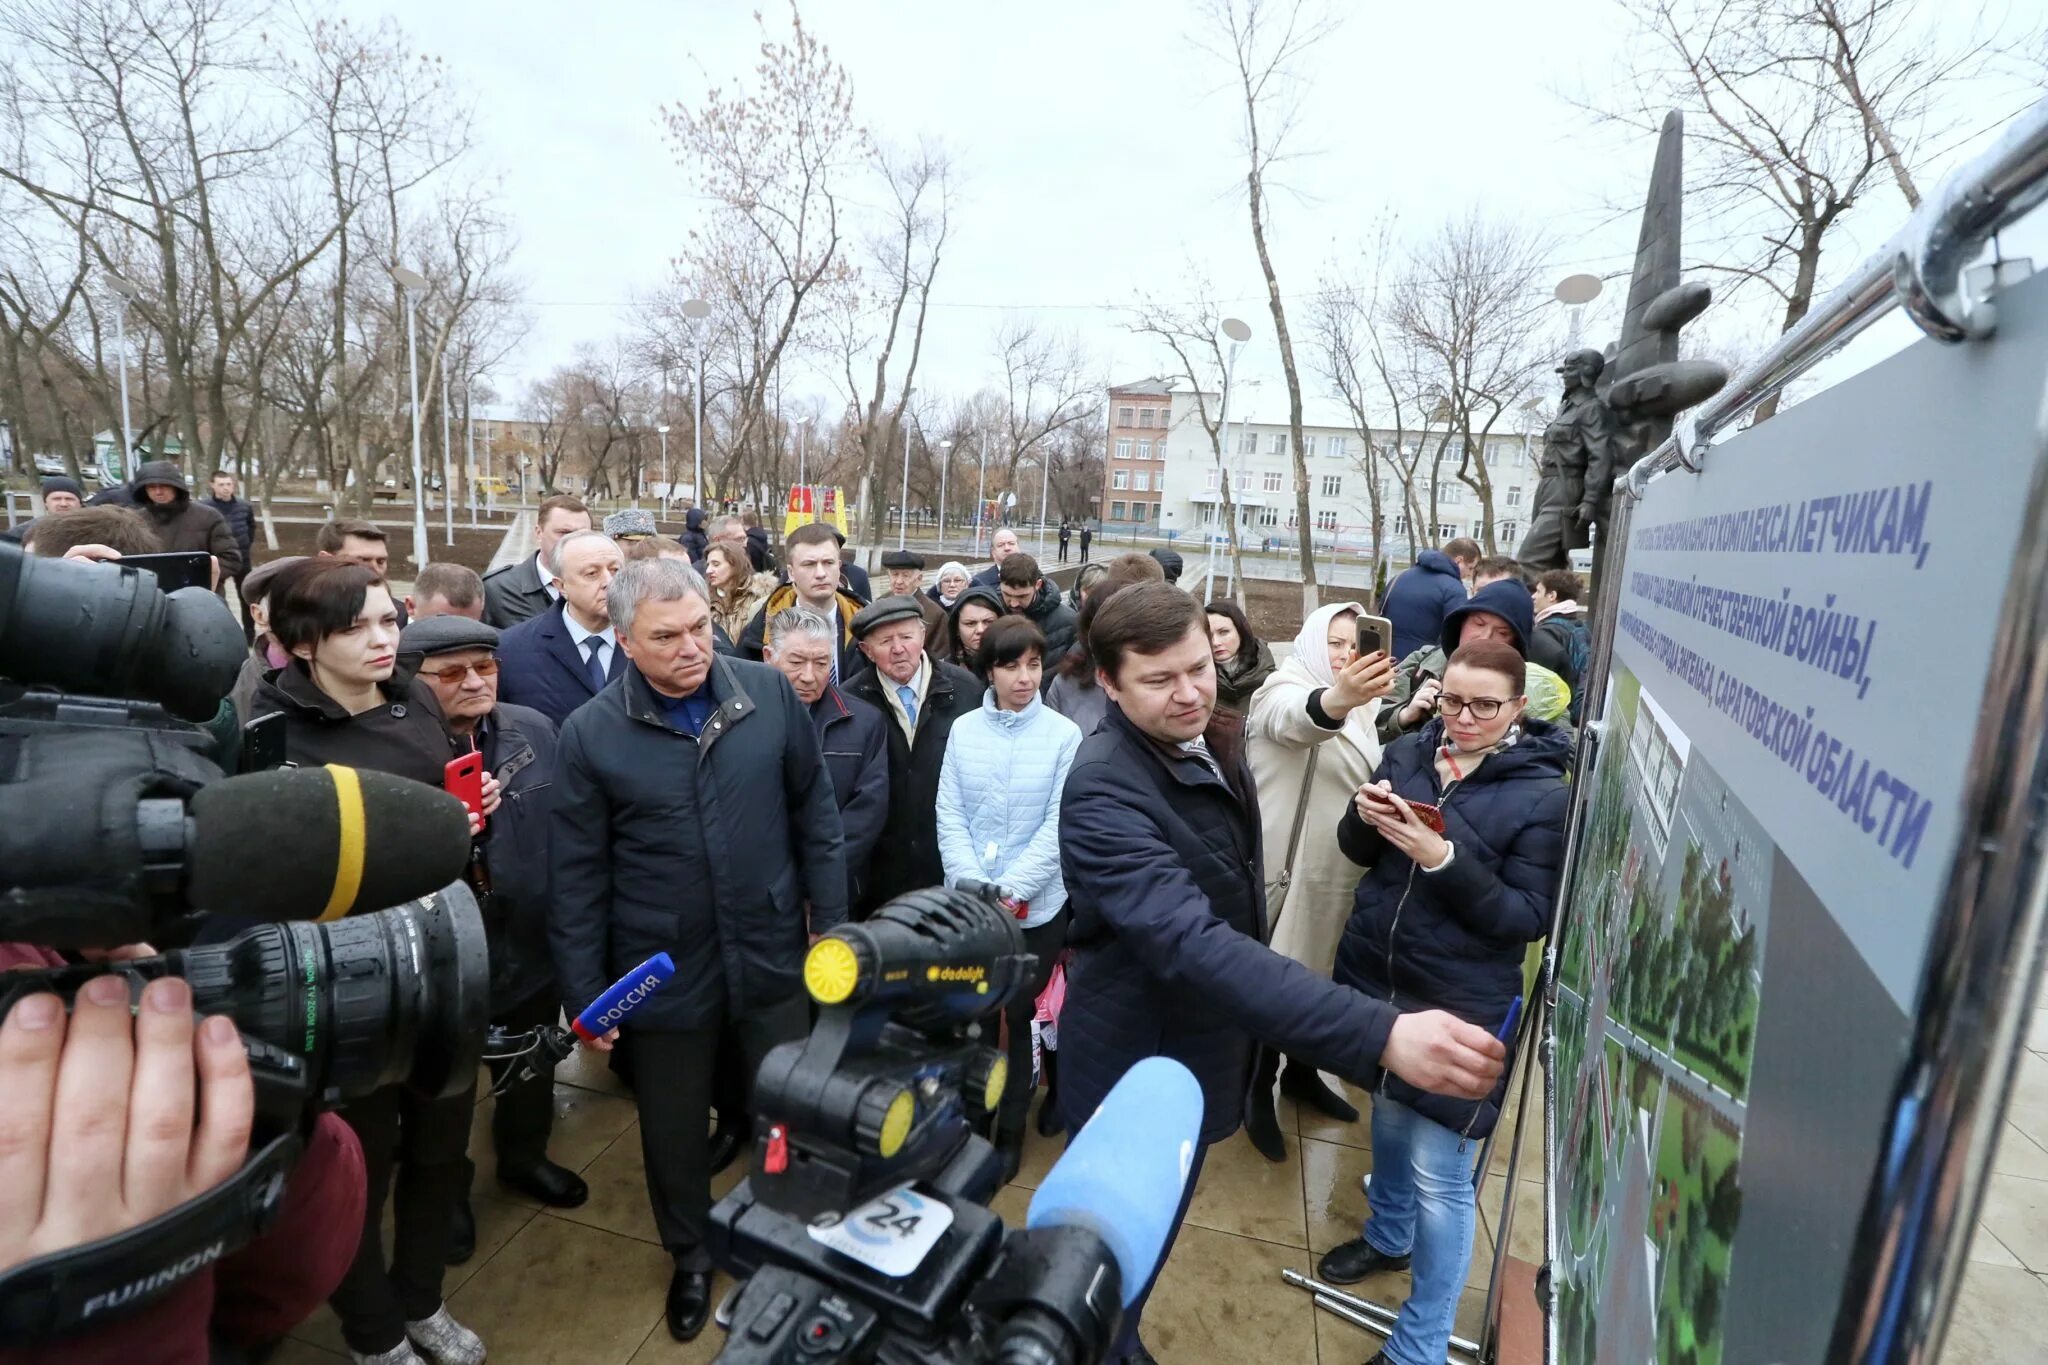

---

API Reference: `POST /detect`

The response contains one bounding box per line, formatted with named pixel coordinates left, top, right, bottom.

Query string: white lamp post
left=936, top=437, right=954, bottom=547
left=1205, top=316, right=1252, bottom=603
left=104, top=274, right=141, bottom=483
left=390, top=265, right=432, bottom=569
left=439, top=362, right=454, bottom=546
left=898, top=398, right=915, bottom=550
left=465, top=384, right=479, bottom=526
left=794, top=413, right=813, bottom=508
left=973, top=430, right=989, bottom=557
left=682, top=298, right=711, bottom=508
left=1034, top=444, right=1052, bottom=559
left=656, top=424, right=671, bottom=511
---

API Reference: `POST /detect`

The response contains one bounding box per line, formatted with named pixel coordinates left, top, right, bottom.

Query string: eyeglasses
left=1437, top=693, right=1514, bottom=719
left=417, top=658, right=500, bottom=682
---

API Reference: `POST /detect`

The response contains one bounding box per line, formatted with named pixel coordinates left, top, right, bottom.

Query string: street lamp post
left=1206, top=316, right=1252, bottom=603
left=683, top=298, right=711, bottom=509
left=973, top=431, right=988, bottom=557
left=439, top=363, right=454, bottom=546
left=656, top=425, right=671, bottom=511
left=936, top=438, right=954, bottom=547
left=898, top=405, right=914, bottom=550
left=1034, top=444, right=1051, bottom=559
left=391, top=265, right=432, bottom=569
left=465, top=385, right=478, bottom=527
left=794, top=413, right=813, bottom=511
left=105, top=273, right=141, bottom=482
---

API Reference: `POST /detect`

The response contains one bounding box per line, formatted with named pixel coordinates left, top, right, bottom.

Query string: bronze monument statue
left=1518, top=111, right=1728, bottom=586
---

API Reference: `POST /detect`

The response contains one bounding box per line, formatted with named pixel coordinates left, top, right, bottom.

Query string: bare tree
left=1130, top=265, right=1249, bottom=601
left=990, top=321, right=1094, bottom=496
left=1597, top=0, right=2017, bottom=415
left=1195, top=0, right=1340, bottom=613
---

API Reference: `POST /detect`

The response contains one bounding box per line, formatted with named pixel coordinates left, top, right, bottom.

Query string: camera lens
left=175, top=883, right=491, bottom=1104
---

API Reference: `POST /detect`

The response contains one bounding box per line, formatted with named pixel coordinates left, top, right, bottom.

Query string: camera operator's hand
left=0, top=978, right=254, bottom=1276
left=61, top=544, right=124, bottom=566
left=1381, top=1009, right=1506, bottom=1101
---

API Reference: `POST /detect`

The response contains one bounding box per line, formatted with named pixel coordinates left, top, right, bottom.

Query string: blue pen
left=1496, top=995, right=1524, bottom=1043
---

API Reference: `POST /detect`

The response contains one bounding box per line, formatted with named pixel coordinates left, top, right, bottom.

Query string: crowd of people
left=1, top=467, right=1594, bottom=1365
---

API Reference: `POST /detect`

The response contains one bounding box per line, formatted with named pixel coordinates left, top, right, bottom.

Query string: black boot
left=1035, top=1054, right=1065, bottom=1138
left=445, top=1197, right=475, bottom=1266
left=1280, top=1060, right=1360, bottom=1123
left=994, top=1129, right=1025, bottom=1185
left=1244, top=1049, right=1286, bottom=1162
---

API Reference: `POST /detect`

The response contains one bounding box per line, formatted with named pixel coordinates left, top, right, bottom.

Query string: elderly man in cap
left=881, top=548, right=946, bottom=652
left=397, top=614, right=587, bottom=1261
left=841, top=594, right=980, bottom=913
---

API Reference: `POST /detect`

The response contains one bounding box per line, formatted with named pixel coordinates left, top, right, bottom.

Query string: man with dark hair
left=739, top=521, right=865, bottom=679
left=133, top=461, right=243, bottom=579
left=1056, top=581, right=1508, bottom=1363
left=1, top=475, right=85, bottom=546
left=314, top=518, right=390, bottom=574
left=406, top=562, right=486, bottom=622
left=483, top=494, right=593, bottom=628
left=1057, top=517, right=1072, bottom=563
left=741, top=506, right=777, bottom=575
left=1471, top=554, right=1528, bottom=590
left=1381, top=537, right=1480, bottom=660
left=996, top=551, right=1078, bottom=678
left=1531, top=569, right=1590, bottom=716
left=203, top=471, right=256, bottom=637
left=22, top=505, right=160, bottom=558
left=398, top=614, right=588, bottom=1264
left=840, top=595, right=980, bottom=912
left=1079, top=521, right=1093, bottom=563
left=550, top=557, right=845, bottom=1343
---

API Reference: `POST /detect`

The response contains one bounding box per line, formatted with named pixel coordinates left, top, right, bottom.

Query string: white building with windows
left=1112, top=379, right=1542, bottom=562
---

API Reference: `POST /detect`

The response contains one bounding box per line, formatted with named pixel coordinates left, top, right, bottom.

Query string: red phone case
left=444, top=753, right=485, bottom=823
left=1406, top=801, right=1446, bottom=833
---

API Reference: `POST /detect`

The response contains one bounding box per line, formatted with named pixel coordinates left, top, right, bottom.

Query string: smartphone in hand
left=1355, top=612, right=1396, bottom=659
left=444, top=752, right=486, bottom=827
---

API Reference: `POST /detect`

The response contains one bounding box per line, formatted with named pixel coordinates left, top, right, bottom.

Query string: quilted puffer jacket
left=934, top=690, right=1082, bottom=927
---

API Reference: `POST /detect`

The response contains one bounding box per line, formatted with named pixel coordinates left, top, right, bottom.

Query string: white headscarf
left=1284, top=601, right=1381, bottom=752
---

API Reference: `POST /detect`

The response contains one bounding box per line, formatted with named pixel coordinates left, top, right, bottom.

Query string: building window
left=1498, top=520, right=1517, bottom=542
left=1111, top=500, right=1127, bottom=521
left=1302, top=435, right=1317, bottom=457
left=1263, top=470, right=1282, bottom=493
left=1315, top=510, right=1338, bottom=531
left=1238, top=430, right=1256, bottom=456
left=1134, top=440, right=1149, bottom=460
left=1153, top=440, right=1165, bottom=460
left=1236, top=471, right=1254, bottom=492
left=1259, top=506, right=1279, bottom=527
left=1112, top=470, right=1129, bottom=490
left=1393, top=514, right=1410, bottom=536
left=1433, top=522, right=1460, bottom=540
left=1115, top=438, right=1132, bottom=459
left=1133, top=472, right=1149, bottom=492
left=1198, top=505, right=1215, bottom=526
left=1204, top=468, right=1220, bottom=491
left=1328, top=435, right=1348, bottom=459
left=1138, top=408, right=1155, bottom=428
left=1267, top=432, right=1286, bottom=456
left=1507, top=484, right=1522, bottom=507
left=1117, top=406, right=1134, bottom=427
left=1320, top=474, right=1342, bottom=498
left=1439, top=481, right=1464, bottom=504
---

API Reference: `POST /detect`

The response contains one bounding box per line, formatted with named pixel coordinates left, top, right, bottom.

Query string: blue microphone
left=1025, top=1057, right=1203, bottom=1306
left=570, top=953, right=676, bottom=1041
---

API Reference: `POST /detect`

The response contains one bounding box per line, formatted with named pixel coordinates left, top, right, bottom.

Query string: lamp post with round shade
left=683, top=298, right=711, bottom=508
left=1206, top=316, right=1253, bottom=603
left=104, top=273, right=140, bottom=484
left=391, top=264, right=432, bottom=569
left=936, top=438, right=954, bottom=547
left=656, top=424, right=671, bottom=511
left=1554, top=273, right=1604, bottom=350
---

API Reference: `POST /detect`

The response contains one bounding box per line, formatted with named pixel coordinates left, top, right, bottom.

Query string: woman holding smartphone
left=251, top=559, right=492, bottom=1365
left=1316, top=639, right=1570, bottom=1365
left=1240, top=602, right=1396, bottom=1160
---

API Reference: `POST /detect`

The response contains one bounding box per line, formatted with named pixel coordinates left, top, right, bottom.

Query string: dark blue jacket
left=200, top=494, right=255, bottom=558
left=1383, top=550, right=1470, bottom=659
left=475, top=702, right=560, bottom=1012
left=496, top=600, right=627, bottom=728
left=682, top=508, right=709, bottom=567
left=809, top=683, right=890, bottom=910
left=548, top=657, right=846, bottom=1033
left=1332, top=716, right=1571, bottom=1137
left=1057, top=703, right=1400, bottom=1145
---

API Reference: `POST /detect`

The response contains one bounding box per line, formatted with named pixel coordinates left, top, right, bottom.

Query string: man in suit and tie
left=483, top=495, right=595, bottom=629
left=496, top=529, right=627, bottom=726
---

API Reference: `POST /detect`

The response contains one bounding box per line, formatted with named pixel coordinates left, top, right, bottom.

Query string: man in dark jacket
left=483, top=495, right=592, bottom=629
left=1382, top=539, right=1478, bottom=659
left=1078, top=522, right=1092, bottom=563
left=497, top=530, right=626, bottom=727
left=742, top=509, right=777, bottom=575
left=0, top=474, right=84, bottom=546
left=1146, top=545, right=1183, bottom=585
left=996, top=551, right=1078, bottom=679
left=840, top=595, right=981, bottom=914
left=1057, top=518, right=1071, bottom=562
left=680, top=506, right=710, bottom=565
left=970, top=527, right=1022, bottom=587
left=400, top=616, right=587, bottom=1259
left=131, top=461, right=244, bottom=579
left=202, top=470, right=257, bottom=638
left=739, top=521, right=866, bottom=680
left=1530, top=568, right=1590, bottom=715
left=765, top=606, right=889, bottom=908
left=550, top=556, right=845, bottom=1343
left=1055, top=582, right=1507, bottom=1363
left=882, top=547, right=947, bottom=654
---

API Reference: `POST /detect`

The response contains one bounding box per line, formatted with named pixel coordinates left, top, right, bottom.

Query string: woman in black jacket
left=250, top=559, right=489, bottom=1365
left=1315, top=638, right=1570, bottom=1365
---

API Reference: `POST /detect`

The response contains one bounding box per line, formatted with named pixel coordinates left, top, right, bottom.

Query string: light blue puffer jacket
left=935, top=690, right=1083, bottom=927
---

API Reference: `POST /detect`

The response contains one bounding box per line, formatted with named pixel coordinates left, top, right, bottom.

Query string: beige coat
left=1247, top=645, right=1385, bottom=975
left=712, top=571, right=778, bottom=643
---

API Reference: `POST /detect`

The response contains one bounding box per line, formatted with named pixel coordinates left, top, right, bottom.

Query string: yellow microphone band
left=319, top=764, right=367, bottom=921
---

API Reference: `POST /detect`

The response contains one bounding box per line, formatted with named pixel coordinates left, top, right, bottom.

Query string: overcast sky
left=339, top=0, right=2042, bottom=421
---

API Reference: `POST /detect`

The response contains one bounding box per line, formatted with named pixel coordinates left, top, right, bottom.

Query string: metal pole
left=465, top=385, right=477, bottom=527
left=1281, top=1271, right=1483, bottom=1357
left=1035, top=447, right=1050, bottom=559
left=659, top=429, right=670, bottom=510
left=440, top=364, right=454, bottom=546
left=938, top=443, right=949, bottom=548
left=402, top=294, right=429, bottom=569
left=693, top=328, right=705, bottom=511
left=974, top=432, right=988, bottom=557
left=898, top=418, right=912, bottom=550
left=112, top=299, right=134, bottom=473
left=1206, top=344, right=1239, bottom=604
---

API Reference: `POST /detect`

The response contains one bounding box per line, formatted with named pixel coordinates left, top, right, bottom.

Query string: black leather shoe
left=1243, top=1093, right=1287, bottom=1163
left=498, top=1159, right=589, bottom=1209
left=707, top=1128, right=744, bottom=1177
left=1316, top=1236, right=1412, bottom=1285
left=1034, top=1094, right=1065, bottom=1138
left=1281, top=1063, right=1361, bottom=1123
left=445, top=1198, right=475, bottom=1266
left=667, top=1268, right=713, bottom=1341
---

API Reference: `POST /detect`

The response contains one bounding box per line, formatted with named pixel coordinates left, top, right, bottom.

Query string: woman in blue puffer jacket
left=935, top=615, right=1083, bottom=1177
left=1314, top=637, right=1570, bottom=1365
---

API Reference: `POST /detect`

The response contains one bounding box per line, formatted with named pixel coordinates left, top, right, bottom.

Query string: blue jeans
left=1361, top=1096, right=1479, bottom=1365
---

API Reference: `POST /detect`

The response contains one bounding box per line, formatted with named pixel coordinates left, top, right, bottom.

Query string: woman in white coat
left=1242, top=601, right=1397, bottom=1160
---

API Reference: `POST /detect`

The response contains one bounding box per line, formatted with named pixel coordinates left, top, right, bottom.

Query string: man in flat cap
left=840, top=594, right=981, bottom=913
left=880, top=547, right=946, bottom=653
left=398, top=614, right=589, bottom=1259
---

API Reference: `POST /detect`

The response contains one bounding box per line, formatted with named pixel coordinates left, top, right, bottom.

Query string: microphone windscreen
left=188, top=765, right=472, bottom=921
left=1027, top=1057, right=1203, bottom=1305
left=571, top=953, right=676, bottom=1040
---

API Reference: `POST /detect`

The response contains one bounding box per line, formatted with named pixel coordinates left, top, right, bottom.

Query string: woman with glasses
left=1315, top=639, right=1571, bottom=1365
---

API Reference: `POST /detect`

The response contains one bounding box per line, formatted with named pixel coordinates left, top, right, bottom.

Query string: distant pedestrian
left=1057, top=518, right=1072, bottom=563
left=1078, top=523, right=1093, bottom=563
left=202, top=470, right=256, bottom=636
